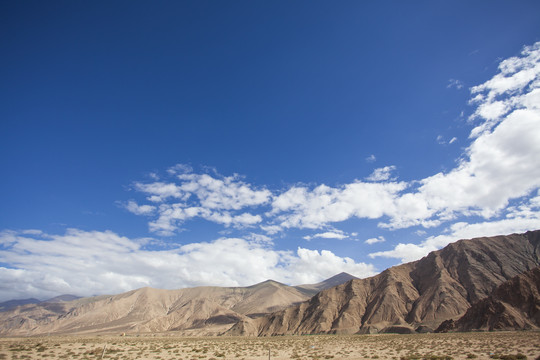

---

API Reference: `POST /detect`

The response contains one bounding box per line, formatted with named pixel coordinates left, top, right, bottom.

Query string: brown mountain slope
left=436, top=266, right=540, bottom=332
left=0, top=280, right=307, bottom=336
left=0, top=274, right=351, bottom=336
left=227, top=230, right=540, bottom=336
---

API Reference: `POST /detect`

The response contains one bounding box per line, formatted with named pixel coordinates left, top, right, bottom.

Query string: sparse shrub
left=491, top=354, right=527, bottom=360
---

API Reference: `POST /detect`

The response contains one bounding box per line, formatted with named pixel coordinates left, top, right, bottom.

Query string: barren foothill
left=0, top=331, right=539, bottom=360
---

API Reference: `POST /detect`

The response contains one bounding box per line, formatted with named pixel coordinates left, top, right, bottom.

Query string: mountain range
left=228, top=230, right=540, bottom=335
left=1, top=230, right=539, bottom=336
left=0, top=273, right=355, bottom=336
left=0, top=295, right=81, bottom=312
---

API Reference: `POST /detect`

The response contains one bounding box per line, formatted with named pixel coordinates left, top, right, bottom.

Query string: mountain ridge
left=227, top=230, right=540, bottom=336
left=0, top=272, right=354, bottom=336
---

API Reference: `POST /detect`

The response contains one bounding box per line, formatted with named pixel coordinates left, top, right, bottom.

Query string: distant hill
left=0, top=273, right=352, bottom=336
left=44, top=295, right=81, bottom=303
left=0, top=294, right=80, bottom=312
left=296, top=272, right=358, bottom=293
left=227, top=230, right=540, bottom=336
left=0, top=298, right=41, bottom=312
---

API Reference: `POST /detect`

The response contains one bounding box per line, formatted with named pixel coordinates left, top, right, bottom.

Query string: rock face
left=228, top=230, right=540, bottom=336
left=0, top=275, right=350, bottom=336
left=436, top=265, right=540, bottom=332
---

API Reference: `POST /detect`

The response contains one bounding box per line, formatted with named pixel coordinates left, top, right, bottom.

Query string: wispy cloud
left=447, top=78, right=464, bottom=89
left=303, top=229, right=349, bottom=241
left=437, top=135, right=458, bottom=145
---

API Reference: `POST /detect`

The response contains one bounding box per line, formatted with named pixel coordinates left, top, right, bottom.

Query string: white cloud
left=447, top=78, right=464, bottom=90
left=131, top=169, right=271, bottom=235
left=366, top=154, right=377, bottom=163
left=370, top=192, right=540, bottom=263
left=437, top=135, right=458, bottom=145
left=437, top=135, right=445, bottom=144
left=303, top=230, right=349, bottom=241
left=271, top=181, right=407, bottom=229
left=260, top=224, right=282, bottom=235
left=134, top=182, right=185, bottom=203
left=0, top=229, right=376, bottom=302
left=123, top=200, right=156, bottom=215
left=283, top=248, right=376, bottom=285
left=176, top=173, right=271, bottom=210
left=365, top=236, right=385, bottom=245
left=166, top=164, right=192, bottom=175
left=469, top=42, right=540, bottom=138
left=366, top=166, right=397, bottom=182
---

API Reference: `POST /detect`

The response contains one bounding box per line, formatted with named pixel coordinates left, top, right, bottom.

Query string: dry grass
left=0, top=331, right=538, bottom=360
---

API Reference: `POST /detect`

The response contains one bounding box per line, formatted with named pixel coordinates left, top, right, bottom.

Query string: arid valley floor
left=0, top=332, right=539, bottom=360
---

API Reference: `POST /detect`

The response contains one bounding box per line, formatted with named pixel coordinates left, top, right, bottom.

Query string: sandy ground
left=0, top=331, right=539, bottom=360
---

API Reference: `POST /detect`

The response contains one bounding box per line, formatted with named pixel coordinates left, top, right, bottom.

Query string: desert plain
left=0, top=331, right=539, bottom=360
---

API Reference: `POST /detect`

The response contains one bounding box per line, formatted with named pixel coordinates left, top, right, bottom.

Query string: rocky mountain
left=436, top=265, right=540, bottom=332
left=0, top=274, right=350, bottom=336
left=227, top=230, right=540, bottom=336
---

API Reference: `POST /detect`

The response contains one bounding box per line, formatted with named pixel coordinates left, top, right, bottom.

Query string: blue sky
left=1, top=1, right=540, bottom=301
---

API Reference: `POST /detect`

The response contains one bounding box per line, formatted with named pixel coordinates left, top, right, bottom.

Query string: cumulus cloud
left=469, top=41, right=540, bottom=138
left=370, top=191, right=540, bottom=263
left=123, top=200, right=156, bottom=215
left=131, top=169, right=271, bottom=235
left=366, top=166, right=397, bottom=182
left=365, top=236, right=385, bottom=245
left=0, top=229, right=376, bottom=301
left=175, top=173, right=271, bottom=210
left=270, top=181, right=408, bottom=229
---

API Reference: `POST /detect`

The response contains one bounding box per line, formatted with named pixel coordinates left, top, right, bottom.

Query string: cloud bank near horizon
left=0, top=228, right=375, bottom=302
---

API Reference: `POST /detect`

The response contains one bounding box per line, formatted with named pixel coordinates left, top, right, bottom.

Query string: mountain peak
left=295, top=272, right=359, bottom=294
